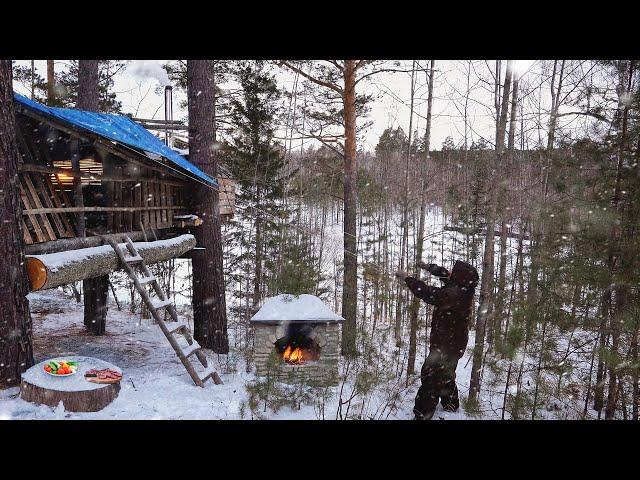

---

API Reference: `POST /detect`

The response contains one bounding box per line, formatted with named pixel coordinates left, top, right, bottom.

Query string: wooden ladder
left=105, top=235, right=223, bottom=387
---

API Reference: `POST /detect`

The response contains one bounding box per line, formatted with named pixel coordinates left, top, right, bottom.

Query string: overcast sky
left=13, top=60, right=541, bottom=152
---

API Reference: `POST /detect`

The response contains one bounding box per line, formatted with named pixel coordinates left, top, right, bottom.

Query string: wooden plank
left=44, top=176, right=74, bottom=237
left=167, top=185, right=175, bottom=226
left=107, top=180, right=114, bottom=232
left=22, top=218, right=34, bottom=245
left=142, top=181, right=149, bottom=228
left=23, top=174, right=55, bottom=241
left=132, top=182, right=141, bottom=231
left=33, top=173, right=67, bottom=239
left=19, top=179, right=46, bottom=243
left=123, top=179, right=133, bottom=232
left=115, top=167, right=122, bottom=232
left=153, top=182, right=159, bottom=228
left=160, top=182, right=167, bottom=227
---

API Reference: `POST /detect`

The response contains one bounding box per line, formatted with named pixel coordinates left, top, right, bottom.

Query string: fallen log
left=25, top=230, right=150, bottom=255
left=26, top=234, right=196, bottom=291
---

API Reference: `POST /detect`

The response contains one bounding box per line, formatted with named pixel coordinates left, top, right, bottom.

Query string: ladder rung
left=124, top=254, right=143, bottom=263
left=138, top=275, right=156, bottom=285
left=181, top=341, right=201, bottom=358
left=198, top=364, right=217, bottom=383
left=168, top=320, right=188, bottom=334
left=152, top=298, right=172, bottom=310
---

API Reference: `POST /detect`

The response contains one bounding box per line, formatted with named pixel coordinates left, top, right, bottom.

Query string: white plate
left=44, top=361, right=78, bottom=377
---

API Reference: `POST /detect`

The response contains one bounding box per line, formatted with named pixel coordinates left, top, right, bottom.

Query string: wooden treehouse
left=12, top=93, right=234, bottom=391
left=14, top=92, right=235, bottom=257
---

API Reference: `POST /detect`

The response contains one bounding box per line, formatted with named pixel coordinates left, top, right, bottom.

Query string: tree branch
left=279, top=61, right=343, bottom=94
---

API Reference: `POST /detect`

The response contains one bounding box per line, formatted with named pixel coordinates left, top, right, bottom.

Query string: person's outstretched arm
left=396, top=271, right=442, bottom=305
left=418, top=261, right=450, bottom=278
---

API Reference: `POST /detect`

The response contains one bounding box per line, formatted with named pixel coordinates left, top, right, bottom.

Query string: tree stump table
left=20, top=356, right=122, bottom=412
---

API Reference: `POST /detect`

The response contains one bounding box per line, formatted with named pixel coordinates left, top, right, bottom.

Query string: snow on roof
left=250, top=294, right=344, bottom=323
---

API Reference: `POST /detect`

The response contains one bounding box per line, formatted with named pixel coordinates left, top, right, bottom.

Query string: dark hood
left=449, top=260, right=479, bottom=289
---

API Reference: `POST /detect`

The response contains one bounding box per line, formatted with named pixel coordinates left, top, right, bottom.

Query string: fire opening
left=274, top=324, right=321, bottom=365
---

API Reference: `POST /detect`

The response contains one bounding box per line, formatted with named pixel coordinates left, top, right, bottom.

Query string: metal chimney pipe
left=164, top=85, right=173, bottom=146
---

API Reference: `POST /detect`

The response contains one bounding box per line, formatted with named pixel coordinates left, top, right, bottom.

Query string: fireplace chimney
left=164, top=85, right=173, bottom=147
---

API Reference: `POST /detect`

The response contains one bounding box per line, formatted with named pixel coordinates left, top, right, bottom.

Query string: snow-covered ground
left=0, top=288, right=492, bottom=420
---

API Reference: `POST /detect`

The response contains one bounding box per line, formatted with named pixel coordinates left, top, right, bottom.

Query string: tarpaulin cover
left=14, top=93, right=216, bottom=187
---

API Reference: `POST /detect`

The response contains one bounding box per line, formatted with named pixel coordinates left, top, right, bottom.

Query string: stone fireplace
left=251, top=294, right=344, bottom=384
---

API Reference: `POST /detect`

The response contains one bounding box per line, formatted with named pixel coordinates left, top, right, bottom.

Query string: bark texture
left=46, top=60, right=55, bottom=105
left=0, top=60, right=34, bottom=387
left=468, top=61, right=513, bottom=402
left=187, top=60, right=229, bottom=353
left=77, top=60, right=100, bottom=112
left=77, top=59, right=107, bottom=335
left=341, top=60, right=358, bottom=356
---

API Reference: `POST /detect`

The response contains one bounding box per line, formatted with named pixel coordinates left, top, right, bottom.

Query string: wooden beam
left=26, top=234, right=196, bottom=291
left=19, top=164, right=187, bottom=186
left=22, top=205, right=186, bottom=214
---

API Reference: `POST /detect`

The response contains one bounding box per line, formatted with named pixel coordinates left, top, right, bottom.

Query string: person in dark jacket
left=396, top=260, right=479, bottom=420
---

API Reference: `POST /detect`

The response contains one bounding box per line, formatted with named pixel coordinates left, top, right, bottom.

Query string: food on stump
left=44, top=360, right=78, bottom=376
left=84, top=368, right=122, bottom=384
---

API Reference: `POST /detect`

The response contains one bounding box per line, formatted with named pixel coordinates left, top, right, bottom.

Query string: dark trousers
left=413, top=349, right=460, bottom=418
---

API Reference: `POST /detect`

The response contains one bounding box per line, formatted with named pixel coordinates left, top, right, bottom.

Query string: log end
left=26, top=256, right=47, bottom=291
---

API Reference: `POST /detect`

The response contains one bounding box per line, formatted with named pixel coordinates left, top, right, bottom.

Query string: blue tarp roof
left=14, top=93, right=216, bottom=187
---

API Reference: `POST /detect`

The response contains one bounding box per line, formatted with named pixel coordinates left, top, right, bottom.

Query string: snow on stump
left=20, top=356, right=122, bottom=412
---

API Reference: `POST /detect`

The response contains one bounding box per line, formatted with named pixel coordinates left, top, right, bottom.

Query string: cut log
left=20, top=356, right=121, bottom=412
left=26, top=234, right=196, bottom=291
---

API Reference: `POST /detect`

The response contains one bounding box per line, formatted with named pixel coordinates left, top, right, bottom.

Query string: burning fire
left=282, top=345, right=304, bottom=364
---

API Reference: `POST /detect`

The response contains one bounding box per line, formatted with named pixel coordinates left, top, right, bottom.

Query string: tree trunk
left=0, top=60, right=34, bottom=387
left=407, top=60, right=435, bottom=377
left=396, top=61, right=416, bottom=348
left=77, top=59, right=108, bottom=335
left=469, top=60, right=513, bottom=403
left=46, top=60, right=55, bottom=105
left=77, top=60, right=100, bottom=112
left=341, top=60, right=358, bottom=356
left=187, top=60, right=229, bottom=353
left=253, top=186, right=263, bottom=312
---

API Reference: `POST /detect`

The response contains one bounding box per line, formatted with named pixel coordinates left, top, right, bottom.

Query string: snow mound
left=251, top=294, right=344, bottom=323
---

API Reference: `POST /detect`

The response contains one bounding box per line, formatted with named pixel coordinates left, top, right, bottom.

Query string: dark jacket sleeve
left=404, top=276, right=442, bottom=305
left=425, top=264, right=450, bottom=278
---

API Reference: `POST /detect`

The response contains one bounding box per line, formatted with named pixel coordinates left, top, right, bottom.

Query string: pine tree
left=0, top=60, right=34, bottom=386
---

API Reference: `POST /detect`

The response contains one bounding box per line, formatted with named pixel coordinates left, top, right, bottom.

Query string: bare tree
left=468, top=60, right=513, bottom=403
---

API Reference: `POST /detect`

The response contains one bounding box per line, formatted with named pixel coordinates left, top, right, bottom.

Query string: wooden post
left=77, top=60, right=110, bottom=336
left=70, top=138, right=85, bottom=236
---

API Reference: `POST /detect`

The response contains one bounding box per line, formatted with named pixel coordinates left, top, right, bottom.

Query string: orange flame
left=282, top=345, right=304, bottom=364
